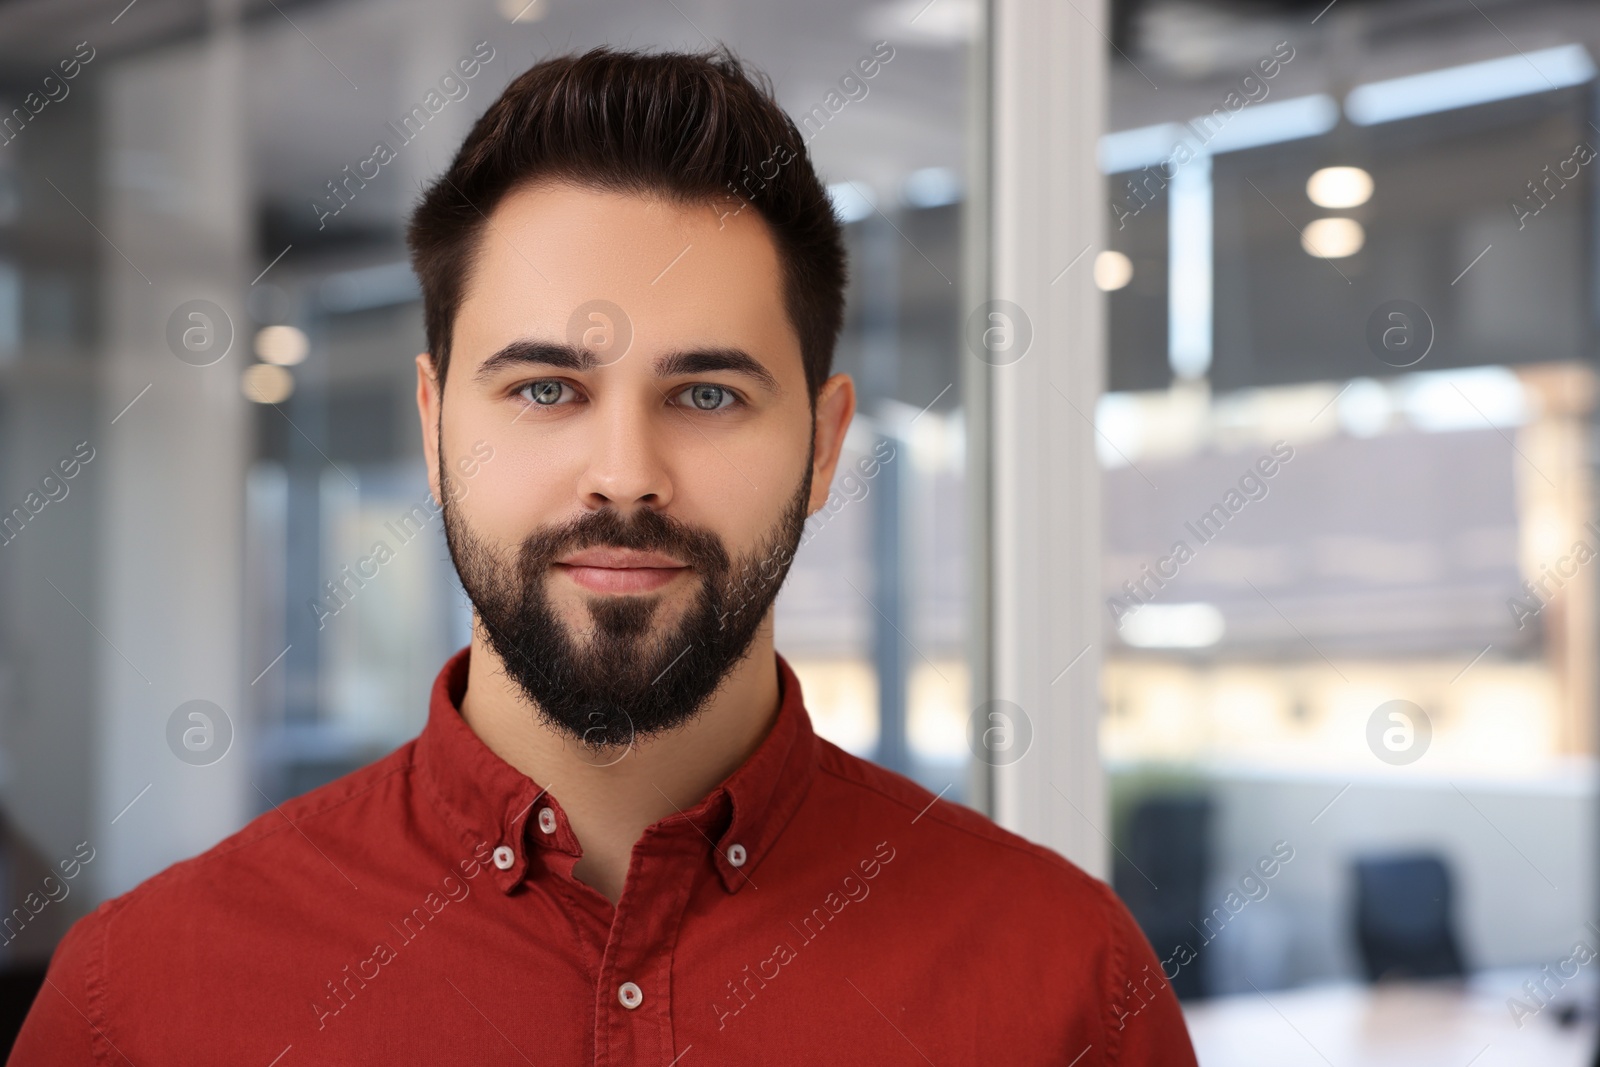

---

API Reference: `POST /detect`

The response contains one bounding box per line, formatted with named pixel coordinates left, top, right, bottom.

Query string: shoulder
left=812, top=738, right=1098, bottom=881
left=805, top=739, right=1189, bottom=1062
left=48, top=742, right=417, bottom=969
left=11, top=745, right=422, bottom=1060
left=809, top=736, right=1133, bottom=925
left=135, top=742, right=415, bottom=899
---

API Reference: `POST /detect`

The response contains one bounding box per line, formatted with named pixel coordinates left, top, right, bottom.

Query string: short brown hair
left=406, top=46, right=847, bottom=408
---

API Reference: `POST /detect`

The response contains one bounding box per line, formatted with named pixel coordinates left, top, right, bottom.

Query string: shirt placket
left=591, top=820, right=709, bottom=1067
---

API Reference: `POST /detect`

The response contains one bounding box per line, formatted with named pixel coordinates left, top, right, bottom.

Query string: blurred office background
left=1100, top=0, right=1600, bottom=1063
left=0, top=0, right=1596, bottom=1063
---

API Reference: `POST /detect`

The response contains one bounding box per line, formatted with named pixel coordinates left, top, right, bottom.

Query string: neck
left=458, top=615, right=782, bottom=906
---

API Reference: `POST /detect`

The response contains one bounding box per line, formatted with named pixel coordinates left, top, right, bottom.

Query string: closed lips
left=556, top=549, right=687, bottom=569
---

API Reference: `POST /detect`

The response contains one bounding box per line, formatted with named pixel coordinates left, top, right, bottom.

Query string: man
left=11, top=47, right=1196, bottom=1065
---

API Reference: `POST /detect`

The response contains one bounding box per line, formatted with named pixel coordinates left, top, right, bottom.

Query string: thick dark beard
left=440, top=447, right=812, bottom=754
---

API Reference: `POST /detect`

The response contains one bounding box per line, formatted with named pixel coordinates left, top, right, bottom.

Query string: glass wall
left=1100, top=3, right=1600, bottom=1062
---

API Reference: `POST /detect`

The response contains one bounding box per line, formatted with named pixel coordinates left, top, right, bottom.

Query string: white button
left=492, top=845, right=514, bottom=870
left=618, top=981, right=643, bottom=1009
left=537, top=807, right=557, bottom=834
left=726, top=843, right=747, bottom=867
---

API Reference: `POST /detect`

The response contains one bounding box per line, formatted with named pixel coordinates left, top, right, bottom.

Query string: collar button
left=492, top=845, right=515, bottom=870
left=726, top=843, right=747, bottom=867
left=537, top=807, right=558, bottom=834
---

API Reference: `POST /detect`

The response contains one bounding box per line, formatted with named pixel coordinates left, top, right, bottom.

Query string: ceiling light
left=1307, top=166, right=1373, bottom=208
left=1302, top=217, right=1364, bottom=258
left=243, top=363, right=294, bottom=404
left=1099, top=94, right=1339, bottom=173
left=1345, top=43, right=1596, bottom=126
left=1094, top=250, right=1134, bottom=291
left=498, top=0, right=548, bottom=22
left=254, top=325, right=308, bottom=366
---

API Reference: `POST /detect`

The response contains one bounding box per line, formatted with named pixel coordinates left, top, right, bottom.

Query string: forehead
left=452, top=180, right=797, bottom=375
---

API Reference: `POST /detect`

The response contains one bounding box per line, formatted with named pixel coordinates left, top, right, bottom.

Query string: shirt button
left=618, top=981, right=643, bottom=1010
left=537, top=807, right=557, bottom=834
left=726, top=843, right=747, bottom=867
left=492, top=845, right=515, bottom=870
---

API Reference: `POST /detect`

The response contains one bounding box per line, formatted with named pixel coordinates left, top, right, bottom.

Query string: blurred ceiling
left=1, top=0, right=1596, bottom=269
left=0, top=0, right=976, bottom=264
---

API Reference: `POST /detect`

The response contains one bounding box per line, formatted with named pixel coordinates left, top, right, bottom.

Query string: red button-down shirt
left=11, top=647, right=1196, bottom=1065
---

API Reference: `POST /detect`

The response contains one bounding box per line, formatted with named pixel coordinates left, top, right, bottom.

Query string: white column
left=987, top=0, right=1109, bottom=876
left=96, top=16, right=252, bottom=896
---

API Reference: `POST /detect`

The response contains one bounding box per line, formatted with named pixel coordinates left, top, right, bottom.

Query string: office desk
left=1182, top=971, right=1596, bottom=1066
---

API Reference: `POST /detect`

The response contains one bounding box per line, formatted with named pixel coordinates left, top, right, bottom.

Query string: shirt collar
left=414, top=644, right=817, bottom=895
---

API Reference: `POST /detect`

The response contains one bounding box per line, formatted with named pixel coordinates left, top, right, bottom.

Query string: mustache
left=514, top=503, right=732, bottom=579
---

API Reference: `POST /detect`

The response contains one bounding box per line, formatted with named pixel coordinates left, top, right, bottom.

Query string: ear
left=806, top=373, right=856, bottom=515
left=415, top=353, right=443, bottom=504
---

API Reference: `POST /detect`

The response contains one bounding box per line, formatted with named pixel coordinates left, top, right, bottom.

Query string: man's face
left=419, top=181, right=849, bottom=754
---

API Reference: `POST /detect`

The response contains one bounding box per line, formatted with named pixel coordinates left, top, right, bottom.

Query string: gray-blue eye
left=524, top=380, right=565, bottom=405
left=686, top=384, right=732, bottom=410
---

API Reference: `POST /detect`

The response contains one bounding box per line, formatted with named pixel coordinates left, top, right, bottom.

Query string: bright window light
left=1094, top=392, right=1145, bottom=469
left=1301, top=217, right=1365, bottom=258
left=902, top=166, right=962, bottom=208
left=1307, top=166, right=1373, bottom=208
left=828, top=181, right=875, bottom=224
left=1398, top=366, right=1529, bottom=432
left=1168, top=158, right=1212, bottom=378
left=1345, top=43, right=1597, bottom=126
left=1120, top=603, right=1226, bottom=649
left=1337, top=378, right=1393, bottom=437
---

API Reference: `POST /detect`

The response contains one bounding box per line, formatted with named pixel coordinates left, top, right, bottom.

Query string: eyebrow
left=472, top=338, right=782, bottom=396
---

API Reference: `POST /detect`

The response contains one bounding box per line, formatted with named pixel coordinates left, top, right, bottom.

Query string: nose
left=574, top=394, right=674, bottom=512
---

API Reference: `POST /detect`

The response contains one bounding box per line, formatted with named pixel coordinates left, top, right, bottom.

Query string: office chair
left=1352, top=852, right=1466, bottom=982
left=1113, top=793, right=1212, bottom=999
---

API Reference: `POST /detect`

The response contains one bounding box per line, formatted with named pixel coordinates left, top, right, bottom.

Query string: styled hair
left=406, top=45, right=847, bottom=408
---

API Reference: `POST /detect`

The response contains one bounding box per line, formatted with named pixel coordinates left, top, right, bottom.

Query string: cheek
left=678, top=413, right=812, bottom=539
left=460, top=448, right=574, bottom=545
left=438, top=398, right=568, bottom=543
left=696, top=470, right=785, bottom=558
